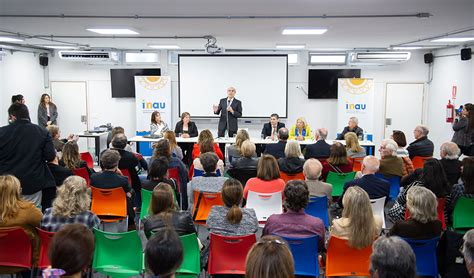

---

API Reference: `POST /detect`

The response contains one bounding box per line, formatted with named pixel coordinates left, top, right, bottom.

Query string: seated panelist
left=174, top=112, right=198, bottom=138
left=261, top=113, right=285, bottom=141
left=337, top=116, right=364, bottom=140
left=289, top=117, right=312, bottom=141
left=150, top=111, right=169, bottom=137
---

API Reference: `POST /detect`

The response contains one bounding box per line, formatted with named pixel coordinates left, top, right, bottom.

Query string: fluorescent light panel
left=431, top=37, right=474, bottom=43
left=148, top=44, right=180, bottom=49
left=86, top=28, right=139, bottom=35
left=42, top=45, right=79, bottom=49
left=288, top=53, right=299, bottom=64
left=276, top=44, right=305, bottom=49
left=310, top=53, right=346, bottom=64
left=0, top=36, right=24, bottom=42
left=125, top=52, right=159, bottom=63
left=392, top=46, right=423, bottom=50
left=282, top=28, right=327, bottom=35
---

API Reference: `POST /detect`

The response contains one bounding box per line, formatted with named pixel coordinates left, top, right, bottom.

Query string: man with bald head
left=304, top=128, right=331, bottom=159
left=213, top=86, right=243, bottom=137
left=338, top=155, right=390, bottom=207
left=304, top=159, right=332, bottom=202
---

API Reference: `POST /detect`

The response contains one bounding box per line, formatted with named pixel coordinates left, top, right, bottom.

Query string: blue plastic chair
left=193, top=168, right=221, bottom=177
left=306, top=196, right=329, bottom=228
left=402, top=236, right=440, bottom=277
left=279, top=235, right=319, bottom=277
left=375, top=173, right=401, bottom=200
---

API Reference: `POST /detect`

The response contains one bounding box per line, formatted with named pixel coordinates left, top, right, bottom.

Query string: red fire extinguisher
left=446, top=100, right=454, bottom=123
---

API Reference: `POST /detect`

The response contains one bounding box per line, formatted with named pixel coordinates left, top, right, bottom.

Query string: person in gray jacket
left=38, top=93, right=58, bottom=127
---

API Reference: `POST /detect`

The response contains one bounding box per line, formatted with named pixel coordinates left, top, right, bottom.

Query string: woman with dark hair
left=321, top=142, right=353, bottom=181
left=445, top=157, right=474, bottom=224
left=11, top=94, right=25, bottom=104
left=207, top=178, right=258, bottom=236
left=38, top=93, right=58, bottom=127
left=392, top=130, right=414, bottom=177
left=388, top=158, right=450, bottom=221
left=145, top=227, right=183, bottom=278
left=142, top=156, right=177, bottom=191
left=174, top=112, right=198, bottom=138
left=150, top=111, right=169, bottom=137
left=244, top=154, right=285, bottom=200
left=452, top=103, right=474, bottom=155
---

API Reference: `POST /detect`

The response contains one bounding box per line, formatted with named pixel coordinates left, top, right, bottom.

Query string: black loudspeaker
left=39, top=56, right=48, bottom=66
left=424, top=53, right=433, bottom=64
left=461, top=48, right=472, bottom=61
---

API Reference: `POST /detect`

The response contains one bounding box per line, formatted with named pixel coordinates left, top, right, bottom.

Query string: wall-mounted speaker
left=424, top=53, right=433, bottom=64
left=39, top=56, right=48, bottom=66
left=461, top=48, right=472, bottom=61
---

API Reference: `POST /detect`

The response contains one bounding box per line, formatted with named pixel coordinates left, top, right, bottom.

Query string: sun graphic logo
left=138, top=76, right=169, bottom=90
left=339, top=78, right=373, bottom=95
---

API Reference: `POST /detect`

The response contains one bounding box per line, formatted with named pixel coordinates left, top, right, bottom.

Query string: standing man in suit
left=213, top=87, right=243, bottom=137
left=304, top=128, right=331, bottom=159
left=264, top=127, right=289, bottom=159
left=261, top=113, right=285, bottom=140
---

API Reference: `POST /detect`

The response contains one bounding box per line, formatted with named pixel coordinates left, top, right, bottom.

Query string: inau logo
left=142, top=100, right=166, bottom=109
left=346, top=103, right=366, bottom=110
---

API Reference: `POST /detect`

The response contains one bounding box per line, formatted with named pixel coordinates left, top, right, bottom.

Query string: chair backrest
left=208, top=233, right=256, bottom=275
left=119, top=168, right=132, bottom=185
left=280, top=235, right=319, bottom=277
left=192, top=191, right=224, bottom=221
left=411, top=156, right=432, bottom=170
left=326, top=235, right=372, bottom=276
left=352, top=157, right=364, bottom=172
left=193, top=168, right=221, bottom=178
left=405, top=198, right=447, bottom=230
left=326, top=171, right=356, bottom=197
left=306, top=196, right=329, bottom=228
left=90, top=187, right=127, bottom=221
left=73, top=167, right=90, bottom=187
left=453, top=197, right=474, bottom=230
left=140, top=189, right=154, bottom=220
left=37, top=228, right=55, bottom=269
left=92, top=228, right=143, bottom=277
left=279, top=171, right=305, bottom=183
left=0, top=227, right=32, bottom=269
left=167, top=167, right=180, bottom=189
left=188, top=164, right=195, bottom=181
left=80, top=152, right=94, bottom=168
left=374, top=173, right=401, bottom=200
left=227, top=168, right=258, bottom=185
left=246, top=191, right=283, bottom=222
left=370, top=197, right=386, bottom=229
left=402, top=237, right=440, bottom=277
left=176, top=233, right=201, bottom=276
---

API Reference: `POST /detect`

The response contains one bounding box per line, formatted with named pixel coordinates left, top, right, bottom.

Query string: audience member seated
left=60, top=141, right=93, bottom=176
left=321, top=142, right=353, bottom=181
left=388, top=158, right=449, bottom=221
left=407, top=125, right=434, bottom=159
left=41, top=176, right=100, bottom=232
left=336, top=116, right=364, bottom=140
left=244, top=155, right=285, bottom=200
left=45, top=224, right=95, bottom=278
left=145, top=227, right=183, bottom=278
left=111, top=133, right=142, bottom=194
left=289, top=117, right=312, bottom=141
left=0, top=175, right=42, bottom=274
left=389, top=186, right=442, bottom=239
left=330, top=186, right=383, bottom=249
left=245, top=235, right=295, bottom=278
left=278, top=140, right=305, bottom=174
left=440, top=142, right=462, bottom=186
left=304, top=128, right=331, bottom=160
left=191, top=129, right=224, bottom=160
left=378, top=139, right=404, bottom=178
left=187, top=152, right=228, bottom=209
left=174, top=111, right=199, bottom=138
left=263, top=180, right=325, bottom=249
left=261, top=113, right=286, bottom=140
left=142, top=157, right=177, bottom=192
left=164, top=130, right=183, bottom=161
left=192, top=139, right=225, bottom=175
left=338, top=156, right=389, bottom=208
left=227, top=129, right=256, bottom=163
left=47, top=152, right=73, bottom=186
left=207, top=179, right=258, bottom=236
left=392, top=130, right=414, bottom=176
left=303, top=159, right=332, bottom=202
left=264, top=127, right=289, bottom=159
left=150, top=110, right=170, bottom=137
left=463, top=229, right=474, bottom=277
left=47, top=124, right=79, bottom=152
left=229, top=140, right=259, bottom=170
left=445, top=157, right=474, bottom=225
left=345, top=132, right=366, bottom=158
left=143, top=183, right=196, bottom=239
left=108, top=126, right=133, bottom=151
left=370, top=236, right=416, bottom=278
left=90, top=150, right=135, bottom=227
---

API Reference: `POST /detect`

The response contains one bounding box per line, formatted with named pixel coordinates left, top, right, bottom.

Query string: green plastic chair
left=140, top=189, right=153, bottom=221
left=453, top=197, right=474, bottom=230
left=176, top=233, right=201, bottom=277
left=92, top=228, right=143, bottom=277
left=326, top=171, right=356, bottom=197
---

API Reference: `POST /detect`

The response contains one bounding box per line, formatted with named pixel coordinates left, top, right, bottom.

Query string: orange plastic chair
left=73, top=167, right=90, bottom=187
left=192, top=191, right=223, bottom=222
left=208, top=233, right=257, bottom=275
left=90, top=187, right=127, bottom=222
left=405, top=198, right=447, bottom=229
left=80, top=152, right=94, bottom=169
left=352, top=157, right=364, bottom=172
left=36, top=228, right=55, bottom=269
left=119, top=168, right=132, bottom=185
left=0, top=227, right=32, bottom=270
left=326, top=236, right=373, bottom=276
left=279, top=171, right=305, bottom=183
left=411, top=156, right=432, bottom=170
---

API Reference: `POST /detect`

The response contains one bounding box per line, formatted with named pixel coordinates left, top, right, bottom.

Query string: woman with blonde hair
left=191, top=129, right=224, bottom=160
left=60, top=141, right=93, bottom=175
left=163, top=130, right=183, bottom=161
left=344, top=132, right=366, bottom=158
left=289, top=117, right=312, bottom=141
left=229, top=140, right=259, bottom=170
left=227, top=129, right=255, bottom=163
left=41, top=176, right=100, bottom=232
left=330, top=186, right=382, bottom=249
left=278, top=140, right=305, bottom=174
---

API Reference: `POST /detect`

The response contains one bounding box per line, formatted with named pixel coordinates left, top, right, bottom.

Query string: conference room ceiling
left=0, top=0, right=473, bottom=51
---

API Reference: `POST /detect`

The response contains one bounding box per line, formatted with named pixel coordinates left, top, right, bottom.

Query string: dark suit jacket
left=304, top=140, right=331, bottom=159
left=261, top=122, right=286, bottom=138
left=0, top=119, right=56, bottom=194
left=440, top=158, right=461, bottom=186
left=338, top=174, right=390, bottom=207
left=407, top=136, right=434, bottom=159
left=336, top=126, right=364, bottom=140
left=264, top=140, right=287, bottom=159
left=214, top=97, right=242, bottom=137
left=113, top=148, right=142, bottom=191
left=90, top=171, right=131, bottom=193
left=47, top=163, right=73, bottom=187
left=174, top=121, right=199, bottom=137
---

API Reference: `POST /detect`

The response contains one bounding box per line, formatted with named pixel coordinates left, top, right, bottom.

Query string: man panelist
left=213, top=86, right=243, bottom=137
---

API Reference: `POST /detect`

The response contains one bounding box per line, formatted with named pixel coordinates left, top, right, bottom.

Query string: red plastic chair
left=36, top=228, right=55, bottom=269
left=326, top=236, right=373, bottom=276
left=279, top=171, right=305, bottom=183
left=119, top=168, right=132, bottom=185
left=411, top=156, right=432, bottom=170
left=0, top=227, right=33, bottom=269
left=188, top=164, right=195, bottom=181
left=90, top=187, right=127, bottom=222
left=208, top=233, right=257, bottom=275
left=80, top=152, right=94, bottom=169
left=168, top=167, right=180, bottom=191
left=405, top=198, right=447, bottom=229
left=73, top=167, right=90, bottom=187
left=352, top=157, right=364, bottom=172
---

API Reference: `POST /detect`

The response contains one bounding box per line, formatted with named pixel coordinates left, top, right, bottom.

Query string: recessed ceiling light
left=431, top=37, right=474, bottom=43
left=42, top=45, right=79, bottom=49
left=86, top=28, right=139, bottom=35
left=392, top=46, right=423, bottom=50
left=276, top=44, right=306, bottom=49
left=282, top=28, right=327, bottom=35
left=309, top=53, right=347, bottom=65
left=0, top=36, right=24, bottom=42
left=148, top=44, right=180, bottom=49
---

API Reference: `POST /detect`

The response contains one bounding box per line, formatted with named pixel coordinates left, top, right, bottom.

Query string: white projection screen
left=178, top=55, right=288, bottom=118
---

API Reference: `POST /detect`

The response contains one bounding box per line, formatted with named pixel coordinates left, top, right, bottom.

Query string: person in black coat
left=336, top=117, right=364, bottom=140
left=0, top=103, right=56, bottom=207
left=110, top=134, right=142, bottom=194
left=213, top=87, right=243, bottom=137
left=305, top=128, right=331, bottom=159
left=264, top=127, right=289, bottom=159
left=440, top=142, right=462, bottom=186
left=407, top=125, right=434, bottom=159
left=261, top=113, right=286, bottom=140
left=174, top=112, right=199, bottom=138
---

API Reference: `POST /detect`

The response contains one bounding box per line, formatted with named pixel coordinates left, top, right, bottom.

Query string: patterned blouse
left=41, top=207, right=100, bottom=232
left=206, top=206, right=258, bottom=236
